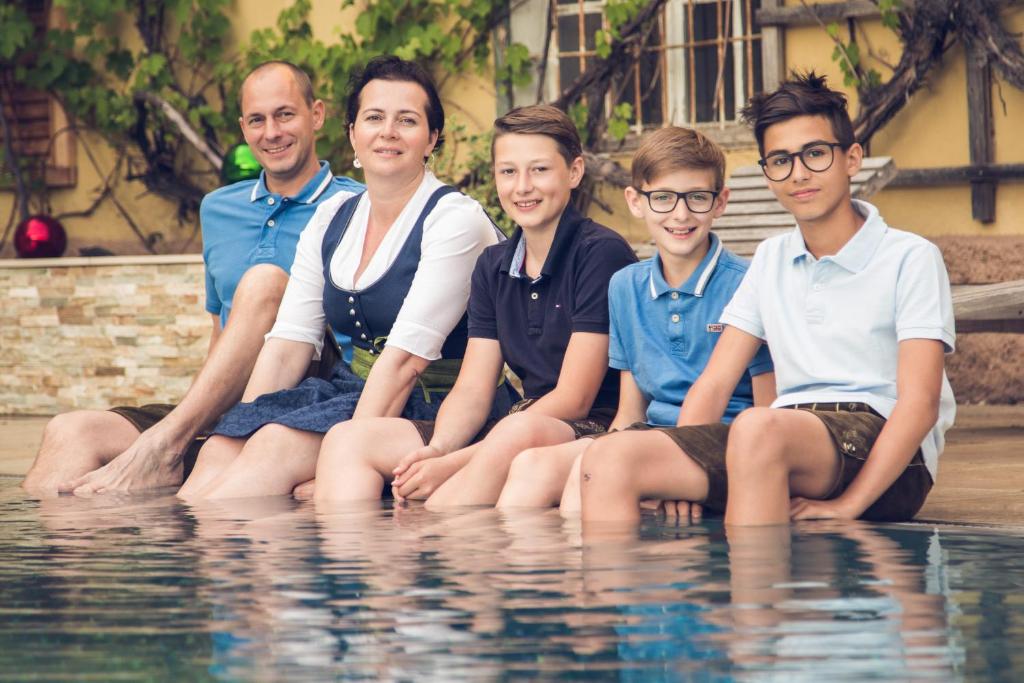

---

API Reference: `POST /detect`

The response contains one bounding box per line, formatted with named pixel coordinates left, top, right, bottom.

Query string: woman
left=177, top=56, right=508, bottom=501
left=313, top=104, right=637, bottom=505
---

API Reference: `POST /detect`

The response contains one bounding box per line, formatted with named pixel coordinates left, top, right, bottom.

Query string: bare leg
left=425, top=412, right=577, bottom=509
left=176, top=435, right=245, bottom=501
left=64, top=264, right=288, bottom=494
left=580, top=430, right=709, bottom=524
left=193, top=424, right=325, bottom=500
left=724, top=407, right=839, bottom=526
left=558, top=453, right=585, bottom=516
left=496, top=438, right=593, bottom=509
left=314, top=418, right=424, bottom=503
left=22, top=411, right=142, bottom=496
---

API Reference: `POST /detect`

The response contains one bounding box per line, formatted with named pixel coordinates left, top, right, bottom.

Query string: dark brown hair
left=631, top=126, right=725, bottom=191
left=346, top=55, right=446, bottom=154
left=491, top=104, right=582, bottom=165
left=740, top=71, right=855, bottom=156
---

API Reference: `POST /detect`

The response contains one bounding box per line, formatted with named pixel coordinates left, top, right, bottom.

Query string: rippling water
left=2, top=479, right=1023, bottom=681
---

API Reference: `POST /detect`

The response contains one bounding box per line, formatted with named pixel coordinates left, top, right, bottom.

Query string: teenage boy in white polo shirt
left=580, top=72, right=955, bottom=525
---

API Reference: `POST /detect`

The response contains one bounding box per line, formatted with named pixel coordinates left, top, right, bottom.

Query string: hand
left=641, top=499, right=703, bottom=524
left=59, top=427, right=186, bottom=495
left=789, top=496, right=859, bottom=521
left=391, top=445, right=443, bottom=484
left=292, top=479, right=315, bottom=500
left=392, top=455, right=459, bottom=502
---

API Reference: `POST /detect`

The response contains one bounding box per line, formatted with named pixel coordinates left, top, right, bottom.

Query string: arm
left=608, top=370, right=649, bottom=431
left=420, top=338, right=505, bottom=453
left=793, top=339, right=944, bottom=520
left=207, top=314, right=222, bottom=355
left=350, top=345, right=432, bottom=419
left=751, top=371, right=776, bottom=407
left=241, top=337, right=316, bottom=401
left=677, top=325, right=763, bottom=426
left=524, top=331, right=610, bottom=421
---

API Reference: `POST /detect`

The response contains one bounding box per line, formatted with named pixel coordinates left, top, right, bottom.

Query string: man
left=22, top=60, right=362, bottom=495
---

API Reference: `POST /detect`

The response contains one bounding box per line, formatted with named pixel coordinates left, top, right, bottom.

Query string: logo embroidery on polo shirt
left=706, top=323, right=724, bottom=333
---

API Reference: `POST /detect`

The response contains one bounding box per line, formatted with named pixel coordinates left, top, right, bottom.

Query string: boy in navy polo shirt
left=580, top=73, right=955, bottom=526
left=496, top=127, right=774, bottom=512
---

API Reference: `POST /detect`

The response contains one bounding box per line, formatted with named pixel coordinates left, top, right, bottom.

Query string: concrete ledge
left=0, top=254, right=203, bottom=269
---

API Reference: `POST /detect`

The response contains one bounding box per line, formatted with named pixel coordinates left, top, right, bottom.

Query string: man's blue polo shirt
left=201, top=161, right=363, bottom=326
left=468, top=204, right=637, bottom=411
left=608, top=232, right=773, bottom=426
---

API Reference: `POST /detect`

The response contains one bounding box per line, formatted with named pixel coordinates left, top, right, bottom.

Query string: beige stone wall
left=0, top=255, right=209, bottom=415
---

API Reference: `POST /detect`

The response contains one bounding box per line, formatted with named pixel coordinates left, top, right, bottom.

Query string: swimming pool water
left=1, top=480, right=1022, bottom=681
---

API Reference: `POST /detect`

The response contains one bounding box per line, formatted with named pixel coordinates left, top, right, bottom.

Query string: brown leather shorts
left=621, top=402, right=933, bottom=521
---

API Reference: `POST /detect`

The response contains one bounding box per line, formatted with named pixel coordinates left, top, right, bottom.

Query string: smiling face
left=239, top=65, right=324, bottom=194
left=626, top=167, right=727, bottom=265
left=761, top=114, right=862, bottom=227
left=493, top=133, right=584, bottom=235
left=348, top=79, right=438, bottom=184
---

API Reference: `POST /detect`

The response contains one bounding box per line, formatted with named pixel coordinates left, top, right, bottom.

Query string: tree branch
left=133, top=91, right=222, bottom=170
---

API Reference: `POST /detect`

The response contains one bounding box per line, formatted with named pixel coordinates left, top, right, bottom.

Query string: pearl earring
left=353, top=157, right=362, bottom=169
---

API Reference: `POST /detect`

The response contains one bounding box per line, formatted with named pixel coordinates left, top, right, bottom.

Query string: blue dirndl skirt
left=211, top=361, right=519, bottom=438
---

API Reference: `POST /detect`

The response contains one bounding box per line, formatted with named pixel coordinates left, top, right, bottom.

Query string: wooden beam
left=757, top=0, right=879, bottom=28
left=966, top=42, right=996, bottom=223
left=759, top=0, right=786, bottom=92
left=952, top=280, right=1024, bottom=333
left=890, top=164, right=1024, bottom=187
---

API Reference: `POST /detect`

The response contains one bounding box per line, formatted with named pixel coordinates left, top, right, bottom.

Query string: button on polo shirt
left=608, top=232, right=773, bottom=426
left=201, top=160, right=364, bottom=328
left=468, top=204, right=637, bottom=410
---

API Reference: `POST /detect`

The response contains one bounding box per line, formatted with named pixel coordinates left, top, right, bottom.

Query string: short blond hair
left=631, top=127, right=725, bottom=191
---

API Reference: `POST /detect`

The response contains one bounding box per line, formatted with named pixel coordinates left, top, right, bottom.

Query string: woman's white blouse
left=267, top=171, right=500, bottom=361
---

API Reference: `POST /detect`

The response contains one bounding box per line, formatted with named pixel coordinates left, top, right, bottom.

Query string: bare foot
left=59, top=427, right=188, bottom=494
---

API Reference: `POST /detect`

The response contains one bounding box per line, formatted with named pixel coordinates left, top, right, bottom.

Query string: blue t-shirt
left=201, top=161, right=364, bottom=327
left=467, top=204, right=638, bottom=409
left=608, top=233, right=773, bottom=426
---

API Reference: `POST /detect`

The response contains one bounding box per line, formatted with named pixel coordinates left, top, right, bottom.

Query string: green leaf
left=0, top=5, right=34, bottom=61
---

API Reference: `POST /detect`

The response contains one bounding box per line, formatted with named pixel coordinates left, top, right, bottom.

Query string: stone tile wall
left=1, top=255, right=209, bottom=415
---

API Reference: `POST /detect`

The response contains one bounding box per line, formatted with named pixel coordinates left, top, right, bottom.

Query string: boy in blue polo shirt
left=496, top=126, right=774, bottom=511
left=580, top=73, right=955, bottom=526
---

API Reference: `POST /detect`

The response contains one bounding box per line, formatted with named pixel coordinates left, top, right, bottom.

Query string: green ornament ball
left=221, top=143, right=262, bottom=185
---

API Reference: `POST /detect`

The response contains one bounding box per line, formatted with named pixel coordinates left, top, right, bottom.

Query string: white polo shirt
left=720, top=200, right=956, bottom=480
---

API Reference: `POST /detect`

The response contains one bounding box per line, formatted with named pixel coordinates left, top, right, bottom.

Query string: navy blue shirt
left=467, top=204, right=637, bottom=410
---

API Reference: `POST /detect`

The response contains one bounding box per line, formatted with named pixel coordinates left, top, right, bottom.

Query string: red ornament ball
left=14, top=214, right=67, bottom=258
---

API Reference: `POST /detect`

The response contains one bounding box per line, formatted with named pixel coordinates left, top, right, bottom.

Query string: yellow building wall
left=782, top=0, right=1024, bottom=237
left=0, top=1, right=498, bottom=258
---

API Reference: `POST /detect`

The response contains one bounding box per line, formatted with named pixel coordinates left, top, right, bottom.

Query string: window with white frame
left=551, top=0, right=764, bottom=133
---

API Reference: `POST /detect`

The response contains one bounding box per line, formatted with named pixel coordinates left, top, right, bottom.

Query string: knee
left=507, top=447, right=560, bottom=487
left=40, top=411, right=103, bottom=451
left=475, top=413, right=543, bottom=462
left=237, top=423, right=295, bottom=462
left=580, top=436, right=634, bottom=488
left=726, top=408, right=786, bottom=474
left=319, top=421, right=361, bottom=465
left=193, top=436, right=236, bottom=470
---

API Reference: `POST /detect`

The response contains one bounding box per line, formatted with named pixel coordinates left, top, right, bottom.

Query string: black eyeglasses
left=636, top=189, right=720, bottom=214
left=758, top=142, right=847, bottom=181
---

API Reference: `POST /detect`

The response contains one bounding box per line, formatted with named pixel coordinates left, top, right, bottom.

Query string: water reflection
left=1, top=480, right=1021, bottom=680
